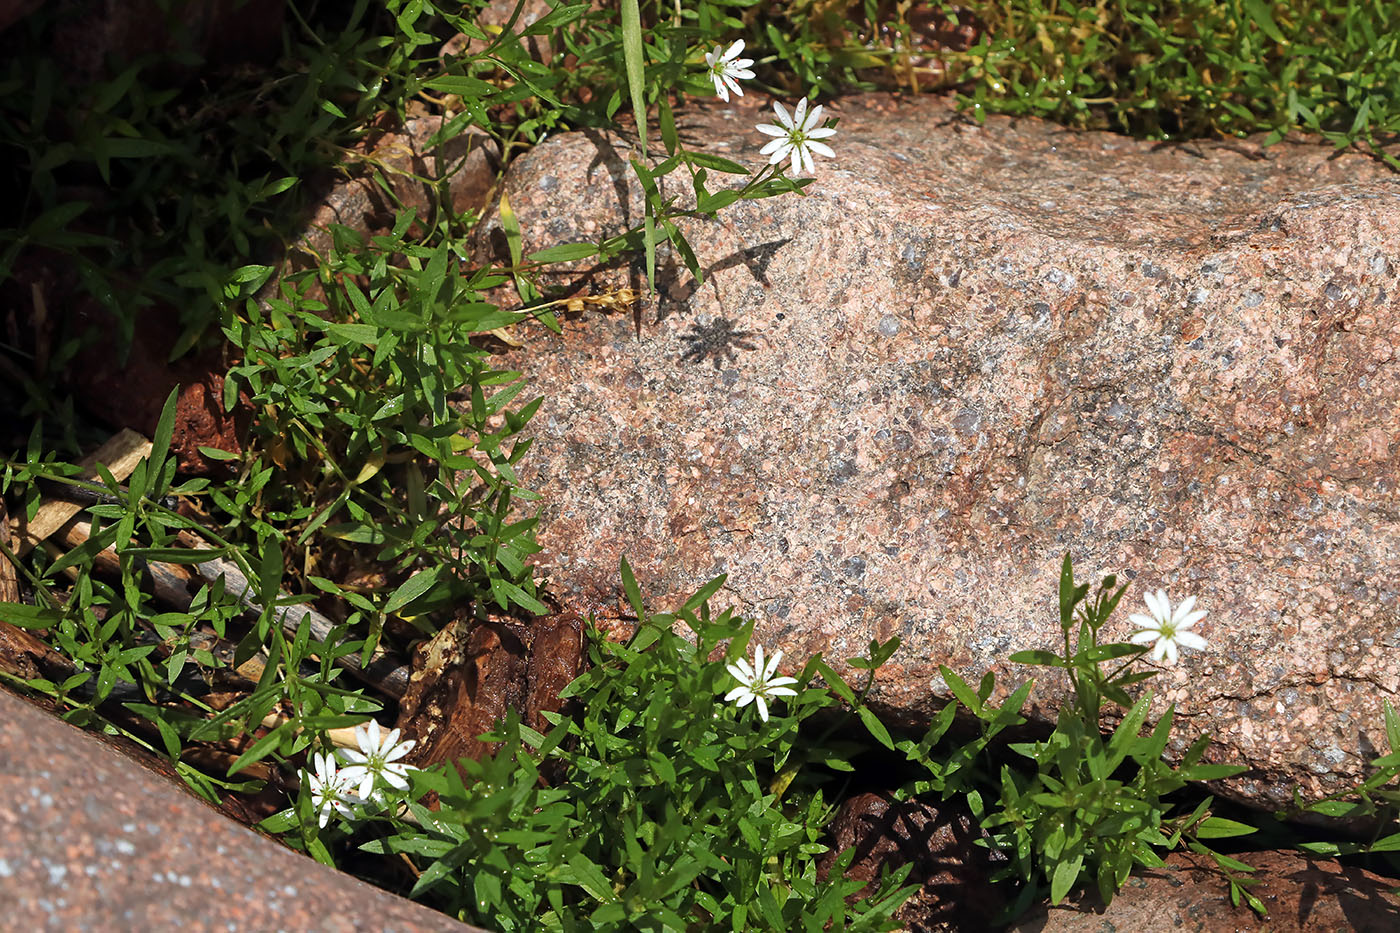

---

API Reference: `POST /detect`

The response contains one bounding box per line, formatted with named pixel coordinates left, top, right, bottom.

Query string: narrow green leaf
left=424, top=74, right=496, bottom=97
left=0, top=602, right=63, bottom=628
left=525, top=242, right=599, bottom=263
left=1008, top=649, right=1063, bottom=667
left=1058, top=551, right=1078, bottom=631
left=144, top=386, right=180, bottom=498
left=1361, top=832, right=1400, bottom=853
left=857, top=706, right=894, bottom=749
left=1385, top=699, right=1400, bottom=754
left=620, top=557, right=646, bottom=624
left=1178, top=762, right=1249, bottom=781
left=658, top=94, right=677, bottom=156
left=814, top=658, right=855, bottom=704
left=620, top=0, right=647, bottom=151
left=1050, top=855, right=1083, bottom=904
left=687, top=151, right=750, bottom=175
left=385, top=566, right=444, bottom=614
left=681, top=574, right=727, bottom=612
left=939, top=665, right=983, bottom=716
left=227, top=720, right=293, bottom=776
left=1244, top=0, right=1287, bottom=43
left=1194, top=817, right=1258, bottom=839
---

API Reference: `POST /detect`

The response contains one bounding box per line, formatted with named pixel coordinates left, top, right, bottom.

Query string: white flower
left=754, top=97, right=837, bottom=175
left=1129, top=589, right=1209, bottom=665
left=724, top=643, right=799, bottom=722
left=306, top=751, right=361, bottom=829
left=337, top=719, right=416, bottom=802
left=704, top=39, right=755, bottom=102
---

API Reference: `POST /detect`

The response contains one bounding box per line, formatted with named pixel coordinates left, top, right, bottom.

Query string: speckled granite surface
left=1013, top=848, right=1400, bottom=932
left=0, top=687, right=476, bottom=932
left=481, top=92, right=1400, bottom=808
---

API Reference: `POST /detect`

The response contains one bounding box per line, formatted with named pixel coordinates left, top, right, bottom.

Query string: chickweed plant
left=272, top=554, right=1400, bottom=926
left=273, top=561, right=917, bottom=930
left=944, top=557, right=1260, bottom=916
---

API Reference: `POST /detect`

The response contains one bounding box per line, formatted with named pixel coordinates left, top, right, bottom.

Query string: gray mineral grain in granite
left=479, top=92, right=1400, bottom=809
left=0, top=687, right=479, bottom=933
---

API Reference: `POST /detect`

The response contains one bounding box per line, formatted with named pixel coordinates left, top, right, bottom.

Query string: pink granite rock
left=1012, top=848, right=1400, bottom=932
left=0, top=686, right=478, bottom=932
left=481, top=92, right=1400, bottom=809
left=288, top=115, right=499, bottom=274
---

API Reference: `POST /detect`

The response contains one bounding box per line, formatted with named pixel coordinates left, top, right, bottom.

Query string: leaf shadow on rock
left=653, top=235, right=793, bottom=327
left=1285, top=858, right=1400, bottom=931
left=580, top=127, right=638, bottom=230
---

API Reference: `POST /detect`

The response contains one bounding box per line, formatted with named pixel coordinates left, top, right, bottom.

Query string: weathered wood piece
left=10, top=428, right=150, bottom=556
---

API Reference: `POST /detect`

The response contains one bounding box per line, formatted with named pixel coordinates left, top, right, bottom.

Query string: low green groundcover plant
left=756, top=0, right=1400, bottom=167
left=268, top=554, right=1400, bottom=926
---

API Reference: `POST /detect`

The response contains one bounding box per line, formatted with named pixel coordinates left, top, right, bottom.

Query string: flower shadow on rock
left=679, top=316, right=763, bottom=370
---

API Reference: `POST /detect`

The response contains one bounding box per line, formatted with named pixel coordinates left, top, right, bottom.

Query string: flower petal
left=1171, top=595, right=1197, bottom=623
left=1176, top=630, right=1208, bottom=651
left=806, top=126, right=837, bottom=139
left=755, top=695, right=769, bottom=722
left=754, top=123, right=787, bottom=138
left=807, top=140, right=835, bottom=159
left=767, top=145, right=790, bottom=165
left=340, top=764, right=369, bottom=787
left=725, top=685, right=751, bottom=702
left=766, top=685, right=798, bottom=698
left=1130, top=629, right=1160, bottom=645
left=792, top=97, right=809, bottom=128
left=722, top=38, right=745, bottom=62
left=1139, top=590, right=1157, bottom=620
left=359, top=720, right=383, bottom=755
left=383, top=739, right=415, bottom=762
left=1178, top=609, right=1208, bottom=629
left=802, top=103, right=824, bottom=131
left=772, top=100, right=793, bottom=129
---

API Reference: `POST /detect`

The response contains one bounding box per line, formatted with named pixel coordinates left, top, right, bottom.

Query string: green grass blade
left=620, top=0, right=646, bottom=152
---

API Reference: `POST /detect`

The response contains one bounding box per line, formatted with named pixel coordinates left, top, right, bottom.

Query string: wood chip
left=11, top=428, right=152, bottom=556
